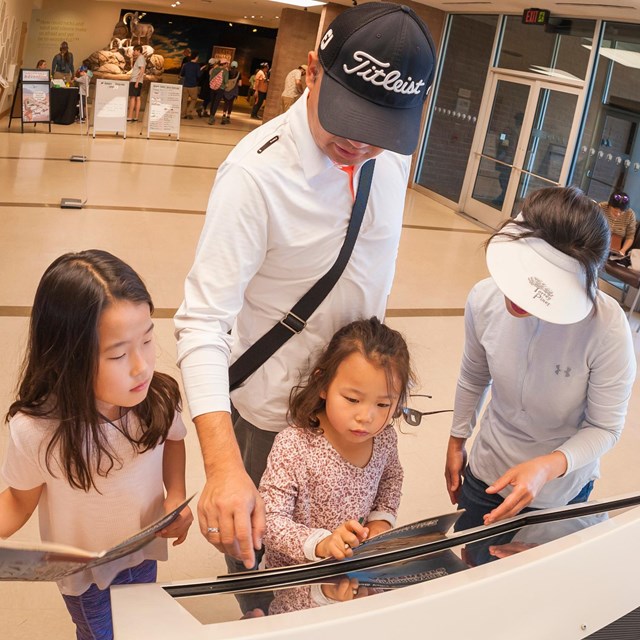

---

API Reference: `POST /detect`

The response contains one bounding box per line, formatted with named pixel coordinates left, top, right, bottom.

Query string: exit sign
left=522, top=8, right=550, bottom=24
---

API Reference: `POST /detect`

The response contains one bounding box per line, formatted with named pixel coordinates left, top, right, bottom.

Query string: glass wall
left=497, top=16, right=595, bottom=81
left=416, top=14, right=596, bottom=206
left=572, top=22, right=640, bottom=207
left=416, top=14, right=498, bottom=202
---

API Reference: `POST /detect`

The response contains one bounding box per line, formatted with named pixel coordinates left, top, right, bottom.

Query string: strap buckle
left=280, top=312, right=306, bottom=334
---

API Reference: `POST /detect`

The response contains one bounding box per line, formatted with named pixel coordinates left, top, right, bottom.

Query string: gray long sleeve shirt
left=451, top=278, right=636, bottom=508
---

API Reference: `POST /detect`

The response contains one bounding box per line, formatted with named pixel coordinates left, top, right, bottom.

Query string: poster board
left=211, top=46, right=235, bottom=65
left=8, top=69, right=51, bottom=132
left=93, top=79, right=128, bottom=138
left=22, top=82, right=50, bottom=123
left=146, top=82, right=182, bottom=140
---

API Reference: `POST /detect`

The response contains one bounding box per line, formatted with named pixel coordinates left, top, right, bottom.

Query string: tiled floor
left=1, top=100, right=639, bottom=639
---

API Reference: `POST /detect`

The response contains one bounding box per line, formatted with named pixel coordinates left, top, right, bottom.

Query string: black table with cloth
left=50, top=87, right=79, bottom=125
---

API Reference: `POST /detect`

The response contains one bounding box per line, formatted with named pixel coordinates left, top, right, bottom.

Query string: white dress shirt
left=175, top=92, right=411, bottom=431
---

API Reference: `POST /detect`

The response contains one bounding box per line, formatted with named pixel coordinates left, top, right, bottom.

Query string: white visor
left=486, top=224, right=593, bottom=324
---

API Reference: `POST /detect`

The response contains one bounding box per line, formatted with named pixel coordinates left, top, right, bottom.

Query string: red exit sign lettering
left=522, top=8, right=550, bottom=24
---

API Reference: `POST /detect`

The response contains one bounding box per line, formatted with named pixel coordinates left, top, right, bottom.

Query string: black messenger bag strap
left=229, top=158, right=376, bottom=391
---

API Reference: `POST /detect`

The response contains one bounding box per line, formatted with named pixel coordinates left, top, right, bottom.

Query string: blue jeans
left=62, top=559, right=157, bottom=640
left=455, top=467, right=594, bottom=567
left=456, top=466, right=595, bottom=532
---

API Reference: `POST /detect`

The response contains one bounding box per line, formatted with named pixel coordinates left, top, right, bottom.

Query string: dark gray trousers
left=224, top=408, right=278, bottom=614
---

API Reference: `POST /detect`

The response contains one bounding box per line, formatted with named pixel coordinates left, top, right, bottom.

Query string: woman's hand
left=483, top=452, right=567, bottom=525
left=445, top=436, right=468, bottom=505
left=315, top=520, right=368, bottom=560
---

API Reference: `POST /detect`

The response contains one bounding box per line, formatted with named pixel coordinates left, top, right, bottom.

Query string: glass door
left=578, top=108, right=640, bottom=203
left=461, top=74, right=580, bottom=229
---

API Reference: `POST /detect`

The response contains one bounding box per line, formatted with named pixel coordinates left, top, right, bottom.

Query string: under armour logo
left=320, top=29, right=334, bottom=50
left=555, top=365, right=571, bottom=377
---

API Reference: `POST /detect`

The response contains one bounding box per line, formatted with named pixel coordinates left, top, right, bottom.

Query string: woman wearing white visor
left=446, top=186, right=636, bottom=532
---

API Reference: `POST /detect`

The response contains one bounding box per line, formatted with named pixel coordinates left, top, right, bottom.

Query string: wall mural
left=82, top=11, right=163, bottom=81
left=114, top=9, right=277, bottom=75
left=79, top=8, right=276, bottom=85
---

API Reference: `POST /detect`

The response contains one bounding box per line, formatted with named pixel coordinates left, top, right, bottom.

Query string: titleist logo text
left=343, top=51, right=426, bottom=95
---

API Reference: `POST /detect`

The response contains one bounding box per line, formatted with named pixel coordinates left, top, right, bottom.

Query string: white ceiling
left=105, top=0, right=640, bottom=29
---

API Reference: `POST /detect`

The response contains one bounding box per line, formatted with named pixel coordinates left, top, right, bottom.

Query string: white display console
left=111, top=497, right=640, bottom=639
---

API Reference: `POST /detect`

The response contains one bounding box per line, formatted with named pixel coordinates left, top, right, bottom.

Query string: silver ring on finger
left=207, top=526, right=220, bottom=534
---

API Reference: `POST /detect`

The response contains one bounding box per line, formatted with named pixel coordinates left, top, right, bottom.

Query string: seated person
left=599, top=191, right=636, bottom=256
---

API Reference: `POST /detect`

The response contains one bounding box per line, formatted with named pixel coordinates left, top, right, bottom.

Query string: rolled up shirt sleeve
left=174, top=164, right=268, bottom=419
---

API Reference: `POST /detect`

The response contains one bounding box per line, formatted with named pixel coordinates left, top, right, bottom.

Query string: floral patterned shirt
left=259, top=425, right=403, bottom=568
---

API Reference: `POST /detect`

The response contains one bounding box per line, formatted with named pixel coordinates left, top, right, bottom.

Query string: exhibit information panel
left=20, top=69, right=51, bottom=126
left=93, top=79, right=128, bottom=138
left=22, top=83, right=50, bottom=122
left=147, top=82, right=182, bottom=139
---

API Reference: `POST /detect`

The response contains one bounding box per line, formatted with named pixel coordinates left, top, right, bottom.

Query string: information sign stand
left=146, top=82, right=182, bottom=140
left=93, top=79, right=128, bottom=138
left=8, top=69, right=51, bottom=133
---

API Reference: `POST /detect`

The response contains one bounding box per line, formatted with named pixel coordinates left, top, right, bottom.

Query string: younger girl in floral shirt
left=259, top=317, right=415, bottom=569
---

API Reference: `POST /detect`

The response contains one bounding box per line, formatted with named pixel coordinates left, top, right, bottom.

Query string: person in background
left=250, top=62, right=269, bottom=120
left=52, top=41, right=74, bottom=81
left=0, top=250, right=193, bottom=640
left=445, top=186, right=635, bottom=534
left=36, top=59, right=47, bottom=70
left=248, top=70, right=257, bottom=107
left=73, top=66, right=90, bottom=122
left=127, top=44, right=146, bottom=123
left=599, top=190, right=636, bottom=256
left=180, top=52, right=201, bottom=120
left=207, top=60, right=229, bottom=126
left=220, top=61, right=242, bottom=125
left=197, top=58, right=214, bottom=118
left=179, top=48, right=191, bottom=76
left=279, top=64, right=307, bottom=114
left=174, top=2, right=436, bottom=571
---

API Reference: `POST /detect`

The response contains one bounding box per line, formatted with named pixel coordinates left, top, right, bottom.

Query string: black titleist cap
left=317, top=3, right=436, bottom=155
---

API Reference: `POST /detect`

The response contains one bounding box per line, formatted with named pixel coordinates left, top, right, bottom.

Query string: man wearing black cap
left=175, top=3, right=436, bottom=574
